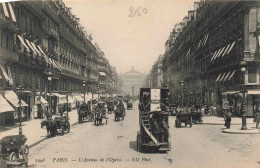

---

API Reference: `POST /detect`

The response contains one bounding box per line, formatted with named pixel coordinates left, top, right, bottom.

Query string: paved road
left=28, top=102, right=260, bottom=168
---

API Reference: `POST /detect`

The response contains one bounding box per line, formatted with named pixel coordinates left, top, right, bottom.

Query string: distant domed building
left=120, top=66, right=146, bottom=96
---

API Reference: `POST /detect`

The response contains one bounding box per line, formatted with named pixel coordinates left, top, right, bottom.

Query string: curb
left=222, top=129, right=260, bottom=134
left=28, top=121, right=78, bottom=149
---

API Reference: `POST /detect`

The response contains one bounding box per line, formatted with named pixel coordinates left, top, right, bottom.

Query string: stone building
left=120, top=67, right=146, bottom=96
left=161, top=1, right=260, bottom=116
left=0, top=0, right=118, bottom=125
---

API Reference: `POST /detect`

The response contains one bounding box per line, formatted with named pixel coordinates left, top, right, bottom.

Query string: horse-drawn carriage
left=0, top=135, right=29, bottom=168
left=114, top=107, right=125, bottom=121
left=78, top=103, right=92, bottom=123
left=127, top=102, right=133, bottom=110
left=54, top=116, right=70, bottom=135
left=137, top=88, right=171, bottom=152
left=107, top=101, right=114, bottom=114
left=94, top=102, right=108, bottom=126
left=41, top=115, right=70, bottom=137
left=175, top=112, right=192, bottom=128
left=191, top=111, right=203, bottom=124
left=169, top=104, right=178, bottom=116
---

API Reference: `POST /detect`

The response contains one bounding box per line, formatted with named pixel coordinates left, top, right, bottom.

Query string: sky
left=64, top=0, right=195, bottom=74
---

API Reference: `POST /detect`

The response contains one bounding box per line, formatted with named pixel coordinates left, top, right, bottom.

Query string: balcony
left=0, top=13, right=17, bottom=32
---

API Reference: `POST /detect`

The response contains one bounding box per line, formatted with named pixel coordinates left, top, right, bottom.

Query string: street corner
left=222, top=127, right=260, bottom=134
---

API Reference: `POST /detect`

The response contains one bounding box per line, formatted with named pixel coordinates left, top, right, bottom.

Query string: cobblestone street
left=27, top=102, right=260, bottom=168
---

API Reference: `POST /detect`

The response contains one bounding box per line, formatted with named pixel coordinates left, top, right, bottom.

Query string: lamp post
left=132, top=86, right=134, bottom=100
left=16, top=85, right=24, bottom=135
left=97, top=85, right=100, bottom=101
left=240, top=60, right=247, bottom=130
left=47, top=69, right=53, bottom=117
left=180, top=80, right=184, bottom=107
left=83, top=80, right=86, bottom=103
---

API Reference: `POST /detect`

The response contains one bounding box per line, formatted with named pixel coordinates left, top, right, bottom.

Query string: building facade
left=120, top=67, right=146, bottom=96
left=161, top=1, right=260, bottom=116
left=0, top=0, right=119, bottom=125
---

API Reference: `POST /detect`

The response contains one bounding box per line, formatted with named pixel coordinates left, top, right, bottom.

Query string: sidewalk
left=202, top=116, right=260, bottom=134
left=0, top=109, right=79, bottom=148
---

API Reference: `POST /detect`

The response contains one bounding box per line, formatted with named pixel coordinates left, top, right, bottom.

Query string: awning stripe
left=228, top=70, right=236, bottom=81
left=17, top=35, right=30, bottom=52
left=7, top=2, right=16, bottom=22
left=7, top=66, right=13, bottom=85
left=210, top=51, right=217, bottom=61
left=216, top=47, right=225, bottom=59
left=2, top=3, right=9, bottom=17
left=223, top=71, right=231, bottom=81
left=226, top=41, right=236, bottom=54
left=25, top=39, right=37, bottom=55
left=203, top=33, right=209, bottom=45
left=30, top=42, right=41, bottom=56
left=37, top=45, right=52, bottom=65
left=221, top=43, right=231, bottom=57
left=215, top=73, right=222, bottom=82
left=213, top=49, right=221, bottom=60
left=0, top=64, right=10, bottom=81
left=219, top=72, right=227, bottom=82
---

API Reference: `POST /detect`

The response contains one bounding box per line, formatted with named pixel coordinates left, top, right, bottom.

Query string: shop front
left=0, top=94, right=15, bottom=126
left=4, top=90, right=29, bottom=122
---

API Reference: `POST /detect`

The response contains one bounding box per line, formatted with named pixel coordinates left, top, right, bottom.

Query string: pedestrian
left=201, top=105, right=205, bottom=117
left=160, top=117, right=169, bottom=142
left=151, top=114, right=160, bottom=141
left=209, top=105, right=213, bottom=116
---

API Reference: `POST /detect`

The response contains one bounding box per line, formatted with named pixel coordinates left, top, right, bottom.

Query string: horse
left=41, top=119, right=57, bottom=137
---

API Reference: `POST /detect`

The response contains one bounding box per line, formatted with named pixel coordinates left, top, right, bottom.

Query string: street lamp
left=82, top=80, right=86, bottom=103
left=47, top=69, right=53, bottom=117
left=16, top=85, right=24, bottom=135
left=180, top=80, right=184, bottom=107
left=240, top=60, right=247, bottom=130
left=97, top=85, right=100, bottom=101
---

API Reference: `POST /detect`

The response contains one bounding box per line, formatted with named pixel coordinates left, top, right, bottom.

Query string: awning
left=51, top=93, right=66, bottom=99
left=59, top=96, right=73, bottom=104
left=99, top=72, right=106, bottom=76
left=0, top=94, right=14, bottom=113
left=227, top=70, right=236, bottom=80
left=222, top=91, right=241, bottom=95
left=17, top=35, right=30, bottom=52
left=0, top=64, right=10, bottom=81
left=215, top=73, right=222, bottom=82
left=35, top=96, right=48, bottom=105
left=247, top=90, right=260, bottom=95
left=4, top=91, right=29, bottom=107
left=7, top=2, right=16, bottom=22
left=74, top=95, right=84, bottom=102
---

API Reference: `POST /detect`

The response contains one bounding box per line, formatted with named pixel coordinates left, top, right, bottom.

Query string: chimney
left=194, top=2, right=200, bottom=11
left=183, top=16, right=189, bottom=26
left=188, top=10, right=195, bottom=22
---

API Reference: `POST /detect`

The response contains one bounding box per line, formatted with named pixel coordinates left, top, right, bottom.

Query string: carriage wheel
left=9, top=152, right=18, bottom=161
left=61, top=127, right=65, bottom=135
left=66, top=121, right=70, bottom=133
left=168, top=133, right=171, bottom=151
left=137, top=132, right=143, bottom=152
left=199, top=117, right=203, bottom=124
